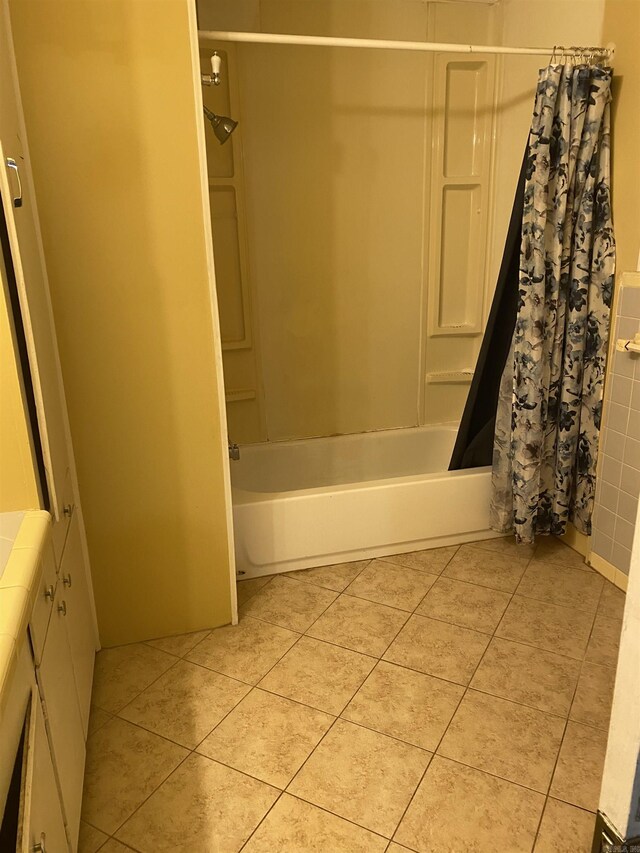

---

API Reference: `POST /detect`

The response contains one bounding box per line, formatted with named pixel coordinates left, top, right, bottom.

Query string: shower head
left=203, top=106, right=238, bottom=145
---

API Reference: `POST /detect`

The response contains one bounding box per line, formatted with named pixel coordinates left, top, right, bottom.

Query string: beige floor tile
left=345, top=560, right=438, bottom=611
left=81, top=717, right=187, bottom=835
left=145, top=630, right=210, bottom=658
left=306, top=594, right=408, bottom=656
left=496, top=595, right=594, bottom=660
left=91, top=643, right=177, bottom=714
left=100, top=842, right=137, bottom=853
left=395, top=755, right=544, bottom=853
left=186, top=616, right=298, bottom=685
left=118, top=659, right=250, bottom=748
left=259, top=636, right=375, bottom=715
left=470, top=637, right=580, bottom=716
left=532, top=537, right=589, bottom=570
left=442, top=545, right=529, bottom=592
left=239, top=576, right=337, bottom=632
left=516, top=562, right=603, bottom=612
left=570, top=661, right=616, bottom=730
left=438, top=690, right=565, bottom=792
left=284, top=560, right=370, bottom=592
left=197, top=688, right=333, bottom=788
left=534, top=798, right=596, bottom=853
left=116, top=753, right=279, bottom=853
left=288, top=719, right=430, bottom=838
left=236, top=576, right=273, bottom=607
left=469, top=536, right=536, bottom=559
left=88, top=705, right=112, bottom=737
left=342, top=660, right=463, bottom=751
left=597, top=582, right=626, bottom=620
left=416, top=576, right=511, bottom=634
left=78, top=820, right=108, bottom=853
left=383, top=615, right=489, bottom=686
left=379, top=545, right=458, bottom=574
left=243, top=794, right=388, bottom=852
left=550, top=721, right=608, bottom=811
left=585, top=614, right=622, bottom=667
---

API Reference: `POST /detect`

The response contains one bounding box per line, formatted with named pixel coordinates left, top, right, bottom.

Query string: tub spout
left=228, top=442, right=240, bottom=461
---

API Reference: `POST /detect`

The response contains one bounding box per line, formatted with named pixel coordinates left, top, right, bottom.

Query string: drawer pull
left=63, top=573, right=72, bottom=588
left=63, top=503, right=73, bottom=518
left=6, top=157, right=23, bottom=208
left=44, top=584, right=54, bottom=602
left=58, top=600, right=67, bottom=616
left=33, top=832, right=47, bottom=852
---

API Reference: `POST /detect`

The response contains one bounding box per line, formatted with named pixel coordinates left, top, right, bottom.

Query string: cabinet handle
left=44, top=584, right=54, bottom=602
left=63, top=503, right=73, bottom=518
left=58, top=600, right=67, bottom=616
left=63, top=573, right=72, bottom=588
left=33, top=832, right=46, bottom=852
left=6, top=157, right=23, bottom=208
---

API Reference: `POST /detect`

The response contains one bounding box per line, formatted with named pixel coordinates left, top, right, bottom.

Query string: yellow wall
left=602, top=0, right=640, bottom=276
left=0, top=270, right=39, bottom=511
left=9, top=0, right=233, bottom=646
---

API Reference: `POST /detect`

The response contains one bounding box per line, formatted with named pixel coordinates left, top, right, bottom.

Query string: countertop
left=0, top=510, right=51, bottom=719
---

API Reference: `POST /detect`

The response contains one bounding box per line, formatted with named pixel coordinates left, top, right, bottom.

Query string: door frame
left=187, top=0, right=238, bottom=624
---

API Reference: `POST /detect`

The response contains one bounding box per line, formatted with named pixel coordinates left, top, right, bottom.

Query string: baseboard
left=560, top=524, right=590, bottom=557
left=587, top=551, right=629, bottom=592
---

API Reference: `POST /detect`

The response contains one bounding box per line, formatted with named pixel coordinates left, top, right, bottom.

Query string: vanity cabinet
left=21, top=693, right=68, bottom=853
left=56, top=513, right=95, bottom=735
left=37, top=580, right=86, bottom=847
left=2, top=512, right=95, bottom=853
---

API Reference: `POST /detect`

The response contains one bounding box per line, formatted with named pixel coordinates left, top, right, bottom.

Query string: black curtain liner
left=449, top=150, right=527, bottom=471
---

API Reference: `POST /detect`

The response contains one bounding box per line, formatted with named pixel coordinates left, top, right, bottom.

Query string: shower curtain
left=491, top=63, right=615, bottom=545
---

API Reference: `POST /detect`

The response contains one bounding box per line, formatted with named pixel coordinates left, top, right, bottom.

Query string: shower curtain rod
left=198, top=30, right=614, bottom=60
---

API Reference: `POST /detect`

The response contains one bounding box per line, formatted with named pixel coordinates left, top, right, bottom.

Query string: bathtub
left=231, top=425, right=498, bottom=578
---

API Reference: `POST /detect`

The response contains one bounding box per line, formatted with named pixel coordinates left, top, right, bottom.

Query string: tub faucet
left=228, top=441, right=240, bottom=461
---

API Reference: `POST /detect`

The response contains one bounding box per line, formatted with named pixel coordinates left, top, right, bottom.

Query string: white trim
left=188, top=0, right=238, bottom=625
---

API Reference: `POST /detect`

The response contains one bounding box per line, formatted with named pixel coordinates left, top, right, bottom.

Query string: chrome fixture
left=203, top=106, right=238, bottom=145
left=229, top=441, right=240, bottom=461
left=201, top=51, right=222, bottom=86
left=5, top=157, right=22, bottom=207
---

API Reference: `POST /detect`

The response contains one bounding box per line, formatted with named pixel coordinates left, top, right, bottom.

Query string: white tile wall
left=592, top=278, right=640, bottom=575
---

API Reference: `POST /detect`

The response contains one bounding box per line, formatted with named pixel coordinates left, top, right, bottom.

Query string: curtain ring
left=550, top=44, right=558, bottom=64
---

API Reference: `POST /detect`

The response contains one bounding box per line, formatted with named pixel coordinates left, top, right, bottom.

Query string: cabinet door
left=37, top=584, right=85, bottom=851
left=21, top=690, right=69, bottom=853
left=59, top=512, right=96, bottom=736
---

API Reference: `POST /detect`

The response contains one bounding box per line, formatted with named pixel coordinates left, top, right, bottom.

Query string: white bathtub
left=231, top=425, right=497, bottom=578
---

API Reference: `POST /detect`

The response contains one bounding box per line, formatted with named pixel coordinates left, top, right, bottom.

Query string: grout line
left=390, top=545, right=524, bottom=843
left=90, top=655, right=183, bottom=724
left=529, top=575, right=610, bottom=851
left=390, top=549, right=536, bottom=844
left=86, top=538, right=620, bottom=850
left=236, top=714, right=345, bottom=851
left=108, top=750, right=193, bottom=840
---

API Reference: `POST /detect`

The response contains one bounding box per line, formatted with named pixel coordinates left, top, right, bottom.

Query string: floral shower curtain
left=491, top=63, right=615, bottom=545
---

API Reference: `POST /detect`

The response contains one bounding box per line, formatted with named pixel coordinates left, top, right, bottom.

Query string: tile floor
left=79, top=537, right=625, bottom=853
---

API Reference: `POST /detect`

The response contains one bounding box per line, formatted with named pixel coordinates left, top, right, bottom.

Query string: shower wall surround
left=591, top=273, right=640, bottom=586
left=199, top=0, right=610, bottom=447
left=198, top=0, right=500, bottom=443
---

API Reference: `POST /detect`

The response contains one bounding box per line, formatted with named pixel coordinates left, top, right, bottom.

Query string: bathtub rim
left=232, top=463, right=491, bottom=503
